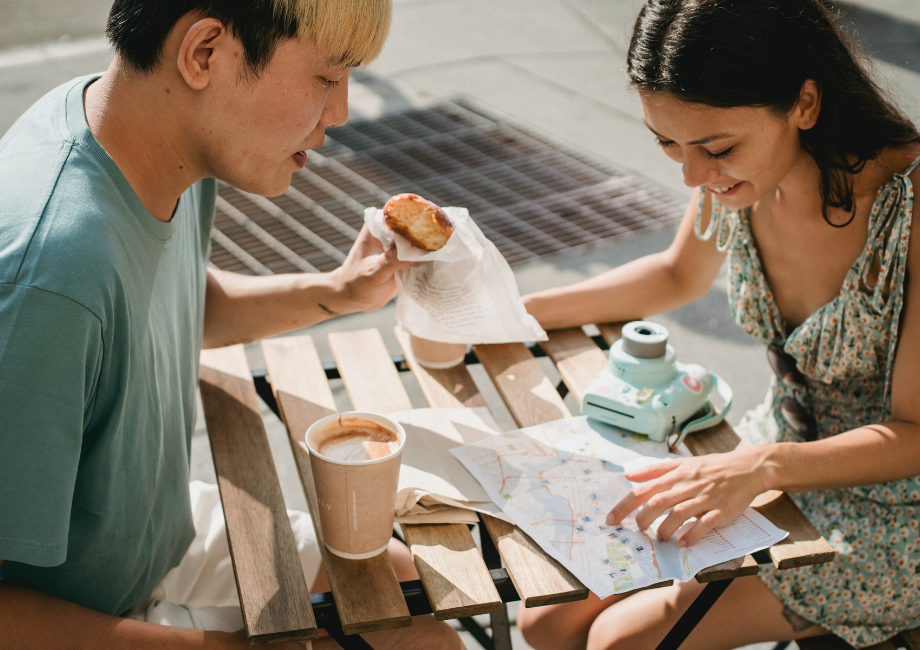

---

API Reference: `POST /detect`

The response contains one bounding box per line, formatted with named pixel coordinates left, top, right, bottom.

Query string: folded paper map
left=389, top=407, right=512, bottom=524
left=450, top=416, right=788, bottom=598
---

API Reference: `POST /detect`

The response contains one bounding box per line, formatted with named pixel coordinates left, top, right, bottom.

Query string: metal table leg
left=458, top=617, right=498, bottom=650
left=653, top=579, right=733, bottom=650
left=479, top=517, right=514, bottom=650
left=315, top=613, right=375, bottom=650
left=489, top=607, right=513, bottom=650
left=309, top=569, right=522, bottom=650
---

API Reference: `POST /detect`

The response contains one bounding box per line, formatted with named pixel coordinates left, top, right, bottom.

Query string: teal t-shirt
left=0, top=75, right=215, bottom=616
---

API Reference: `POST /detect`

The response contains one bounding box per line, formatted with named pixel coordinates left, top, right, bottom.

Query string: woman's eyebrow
left=688, top=132, right=734, bottom=145
left=644, top=123, right=734, bottom=146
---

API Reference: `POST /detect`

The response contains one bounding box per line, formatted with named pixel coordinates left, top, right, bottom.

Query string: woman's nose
left=682, top=152, right=718, bottom=188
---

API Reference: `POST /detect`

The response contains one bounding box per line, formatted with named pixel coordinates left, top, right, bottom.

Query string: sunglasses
left=767, top=344, right=817, bottom=441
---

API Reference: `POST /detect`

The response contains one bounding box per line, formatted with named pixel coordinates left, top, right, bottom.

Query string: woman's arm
left=606, top=180, right=920, bottom=546
left=760, top=190, right=920, bottom=493
left=523, top=188, right=727, bottom=329
left=608, top=415, right=920, bottom=547
left=202, top=226, right=411, bottom=349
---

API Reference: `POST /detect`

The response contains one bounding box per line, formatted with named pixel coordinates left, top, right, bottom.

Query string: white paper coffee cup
left=408, top=333, right=467, bottom=369
left=305, top=412, right=405, bottom=559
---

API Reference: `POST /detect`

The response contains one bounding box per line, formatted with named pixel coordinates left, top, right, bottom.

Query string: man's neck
left=84, top=60, right=201, bottom=222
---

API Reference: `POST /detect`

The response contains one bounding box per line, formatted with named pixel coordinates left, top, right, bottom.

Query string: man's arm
left=0, top=578, right=311, bottom=649
left=203, top=226, right=411, bottom=348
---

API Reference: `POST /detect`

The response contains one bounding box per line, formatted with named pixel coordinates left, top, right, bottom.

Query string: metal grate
left=209, top=99, right=685, bottom=275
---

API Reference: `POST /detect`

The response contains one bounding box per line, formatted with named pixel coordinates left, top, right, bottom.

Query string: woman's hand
left=605, top=446, right=773, bottom=547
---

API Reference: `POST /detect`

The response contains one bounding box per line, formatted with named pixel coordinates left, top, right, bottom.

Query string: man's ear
left=794, top=79, right=822, bottom=131
left=176, top=18, right=229, bottom=91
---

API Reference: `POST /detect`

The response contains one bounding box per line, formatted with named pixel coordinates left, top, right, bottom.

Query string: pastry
left=383, top=193, right=454, bottom=251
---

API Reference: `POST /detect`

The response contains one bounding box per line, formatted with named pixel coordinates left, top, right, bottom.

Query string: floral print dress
left=694, top=154, right=920, bottom=648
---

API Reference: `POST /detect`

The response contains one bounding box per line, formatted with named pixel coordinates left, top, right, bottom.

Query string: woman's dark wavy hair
left=627, top=0, right=920, bottom=226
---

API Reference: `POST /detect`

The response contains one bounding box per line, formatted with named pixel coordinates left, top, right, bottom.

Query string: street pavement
left=2, top=1, right=920, bottom=648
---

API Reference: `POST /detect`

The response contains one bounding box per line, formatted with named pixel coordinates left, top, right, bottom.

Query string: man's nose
left=682, top=152, right=718, bottom=188
left=322, top=79, right=349, bottom=128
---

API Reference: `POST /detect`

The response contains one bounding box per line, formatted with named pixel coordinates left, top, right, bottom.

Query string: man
left=0, top=0, right=461, bottom=647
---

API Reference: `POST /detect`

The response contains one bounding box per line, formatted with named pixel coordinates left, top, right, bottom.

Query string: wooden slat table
left=198, top=323, right=837, bottom=649
left=199, top=348, right=316, bottom=646
left=328, top=329, right=504, bottom=622
left=260, top=336, right=411, bottom=636
left=541, top=327, right=837, bottom=580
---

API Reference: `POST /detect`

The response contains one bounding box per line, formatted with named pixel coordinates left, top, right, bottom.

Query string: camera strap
left=667, top=372, right=733, bottom=452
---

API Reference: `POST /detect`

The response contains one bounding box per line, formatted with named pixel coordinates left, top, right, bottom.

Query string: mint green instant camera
left=581, top=321, right=733, bottom=450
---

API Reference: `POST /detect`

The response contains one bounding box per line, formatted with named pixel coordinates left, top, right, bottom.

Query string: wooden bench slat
left=694, top=555, right=759, bottom=583
left=328, top=329, right=502, bottom=620
left=750, top=490, right=838, bottom=570
left=394, top=327, right=589, bottom=608
left=588, top=325, right=837, bottom=573
left=595, top=323, right=625, bottom=347
left=478, top=517, right=589, bottom=607
left=472, top=342, right=572, bottom=428
left=394, top=327, right=488, bottom=409
left=539, top=327, right=608, bottom=404
left=328, top=329, right=413, bottom=414
left=261, top=336, right=412, bottom=635
left=400, top=523, right=506, bottom=620
left=199, top=346, right=316, bottom=645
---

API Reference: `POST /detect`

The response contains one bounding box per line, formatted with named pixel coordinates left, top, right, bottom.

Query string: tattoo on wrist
left=318, top=303, right=337, bottom=316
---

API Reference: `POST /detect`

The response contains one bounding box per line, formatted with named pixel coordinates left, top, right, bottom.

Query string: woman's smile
left=708, top=181, right=743, bottom=196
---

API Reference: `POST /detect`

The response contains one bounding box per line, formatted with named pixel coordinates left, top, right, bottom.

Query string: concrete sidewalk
left=3, top=1, right=920, bottom=648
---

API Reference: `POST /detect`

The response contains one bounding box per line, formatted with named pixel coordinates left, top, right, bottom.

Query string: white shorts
left=123, top=480, right=322, bottom=632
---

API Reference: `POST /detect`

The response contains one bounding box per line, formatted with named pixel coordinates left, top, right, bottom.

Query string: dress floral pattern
left=693, top=154, right=920, bottom=648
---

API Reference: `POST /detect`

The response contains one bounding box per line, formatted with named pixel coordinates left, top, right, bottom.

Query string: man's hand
left=326, top=226, right=413, bottom=315
left=203, top=227, right=412, bottom=348
left=605, top=446, right=771, bottom=547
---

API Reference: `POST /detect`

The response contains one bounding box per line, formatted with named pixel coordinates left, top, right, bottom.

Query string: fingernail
left=606, top=514, right=615, bottom=525
left=677, top=539, right=686, bottom=547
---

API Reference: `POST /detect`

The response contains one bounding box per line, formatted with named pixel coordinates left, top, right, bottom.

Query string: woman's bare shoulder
left=904, top=144, right=920, bottom=189
left=853, top=145, right=920, bottom=197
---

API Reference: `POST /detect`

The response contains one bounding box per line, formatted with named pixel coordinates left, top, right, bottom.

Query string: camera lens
left=622, top=321, right=669, bottom=358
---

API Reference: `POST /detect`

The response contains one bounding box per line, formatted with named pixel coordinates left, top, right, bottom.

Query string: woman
left=519, top=1, right=920, bottom=649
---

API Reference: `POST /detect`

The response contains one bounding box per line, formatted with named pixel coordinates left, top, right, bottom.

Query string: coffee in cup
left=314, top=420, right=400, bottom=462
left=306, top=412, right=405, bottom=560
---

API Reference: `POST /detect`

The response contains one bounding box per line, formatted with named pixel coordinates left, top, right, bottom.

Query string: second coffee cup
left=305, top=412, right=405, bottom=559
left=407, top=332, right=467, bottom=369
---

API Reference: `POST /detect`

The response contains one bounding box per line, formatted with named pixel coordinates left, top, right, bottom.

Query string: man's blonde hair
left=106, top=0, right=391, bottom=75
left=278, top=0, right=392, bottom=67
